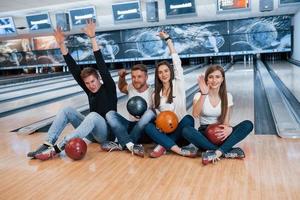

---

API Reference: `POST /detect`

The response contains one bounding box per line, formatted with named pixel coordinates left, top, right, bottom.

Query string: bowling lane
left=0, top=68, right=121, bottom=94
left=0, top=68, right=155, bottom=102
left=267, top=61, right=300, bottom=102
left=226, top=63, right=254, bottom=125
left=0, top=75, right=74, bottom=94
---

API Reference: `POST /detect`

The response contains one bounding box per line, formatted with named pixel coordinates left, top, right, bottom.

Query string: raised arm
left=158, top=31, right=183, bottom=80
left=82, top=19, right=116, bottom=92
left=192, top=75, right=209, bottom=117
left=118, top=68, right=128, bottom=94
left=54, top=27, right=88, bottom=92
left=54, top=27, right=68, bottom=55
left=158, top=31, right=176, bottom=54
left=82, top=18, right=100, bottom=52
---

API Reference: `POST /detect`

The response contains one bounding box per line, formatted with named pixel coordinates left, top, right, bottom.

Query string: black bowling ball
left=126, top=96, right=147, bottom=117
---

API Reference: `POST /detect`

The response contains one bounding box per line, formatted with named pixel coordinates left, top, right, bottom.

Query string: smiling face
left=131, top=69, right=148, bottom=91
left=83, top=74, right=101, bottom=93
left=206, top=69, right=224, bottom=90
left=157, top=64, right=171, bottom=84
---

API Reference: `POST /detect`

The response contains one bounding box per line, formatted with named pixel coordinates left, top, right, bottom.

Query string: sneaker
left=101, top=141, right=123, bottom=152
left=131, top=144, right=145, bottom=158
left=150, top=145, right=166, bottom=158
left=201, top=150, right=220, bottom=165
left=27, top=143, right=51, bottom=158
left=224, top=147, right=245, bottom=159
left=180, top=146, right=198, bottom=158
left=34, top=147, right=57, bottom=161
left=182, top=143, right=199, bottom=151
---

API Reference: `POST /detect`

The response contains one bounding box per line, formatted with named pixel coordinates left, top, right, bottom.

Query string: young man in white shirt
left=103, top=64, right=155, bottom=157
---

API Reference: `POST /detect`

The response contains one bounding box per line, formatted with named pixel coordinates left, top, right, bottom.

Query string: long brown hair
left=205, top=65, right=228, bottom=124
left=154, top=61, right=175, bottom=109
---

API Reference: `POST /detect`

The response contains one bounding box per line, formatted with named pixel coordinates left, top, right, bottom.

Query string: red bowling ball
left=65, top=138, right=87, bottom=160
left=205, top=124, right=224, bottom=145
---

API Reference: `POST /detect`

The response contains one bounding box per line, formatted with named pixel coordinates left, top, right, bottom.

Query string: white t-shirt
left=155, top=53, right=187, bottom=121
left=158, top=95, right=175, bottom=112
left=127, top=83, right=154, bottom=121
left=193, top=92, right=233, bottom=125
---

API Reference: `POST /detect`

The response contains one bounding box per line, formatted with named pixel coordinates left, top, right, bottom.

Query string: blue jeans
left=144, top=115, right=194, bottom=150
left=105, top=109, right=156, bottom=147
left=182, top=120, right=253, bottom=153
left=46, top=107, right=108, bottom=149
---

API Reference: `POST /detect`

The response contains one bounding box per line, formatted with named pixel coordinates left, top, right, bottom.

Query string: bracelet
left=164, top=36, right=172, bottom=42
left=201, top=93, right=208, bottom=95
left=89, top=35, right=96, bottom=39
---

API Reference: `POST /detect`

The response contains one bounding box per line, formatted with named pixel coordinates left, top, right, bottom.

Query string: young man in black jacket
left=28, top=19, right=117, bottom=161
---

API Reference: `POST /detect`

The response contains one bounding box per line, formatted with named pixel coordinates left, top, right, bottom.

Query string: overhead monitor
left=69, top=6, right=96, bottom=27
left=217, top=0, right=250, bottom=11
left=165, top=0, right=196, bottom=17
left=0, top=17, right=17, bottom=36
left=279, top=0, right=300, bottom=5
left=112, top=1, right=142, bottom=22
left=26, top=13, right=52, bottom=31
left=55, top=13, right=70, bottom=31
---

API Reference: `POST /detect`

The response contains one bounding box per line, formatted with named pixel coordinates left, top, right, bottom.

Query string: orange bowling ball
left=205, top=124, right=224, bottom=145
left=156, top=111, right=179, bottom=134
left=65, top=138, right=87, bottom=160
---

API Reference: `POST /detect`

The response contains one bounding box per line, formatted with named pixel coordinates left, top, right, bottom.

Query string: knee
left=242, top=120, right=254, bottom=133
left=105, top=110, right=117, bottom=122
left=139, top=109, right=156, bottom=124
left=86, top=112, right=104, bottom=123
left=143, top=109, right=156, bottom=119
left=181, top=115, right=194, bottom=127
left=60, top=106, right=75, bottom=116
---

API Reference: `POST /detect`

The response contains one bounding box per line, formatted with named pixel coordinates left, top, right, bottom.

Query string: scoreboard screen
left=0, top=17, right=17, bottom=36
left=26, top=13, right=52, bottom=31
left=165, top=0, right=196, bottom=16
left=112, top=1, right=142, bottom=22
left=218, top=0, right=250, bottom=11
left=69, top=6, right=96, bottom=27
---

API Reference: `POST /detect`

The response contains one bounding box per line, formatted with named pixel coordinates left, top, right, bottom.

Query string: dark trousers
left=182, top=120, right=253, bottom=153
left=144, top=115, right=194, bottom=150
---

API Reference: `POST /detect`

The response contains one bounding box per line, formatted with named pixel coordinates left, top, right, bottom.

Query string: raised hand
left=157, top=31, right=169, bottom=40
left=118, top=68, right=127, bottom=78
left=197, top=74, right=209, bottom=95
left=82, top=18, right=96, bottom=38
left=53, top=26, right=65, bottom=45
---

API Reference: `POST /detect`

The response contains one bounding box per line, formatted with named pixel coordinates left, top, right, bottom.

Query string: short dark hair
left=131, top=64, right=148, bottom=74
left=80, top=67, right=99, bottom=80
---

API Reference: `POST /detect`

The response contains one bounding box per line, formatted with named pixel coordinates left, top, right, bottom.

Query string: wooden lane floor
left=0, top=126, right=299, bottom=199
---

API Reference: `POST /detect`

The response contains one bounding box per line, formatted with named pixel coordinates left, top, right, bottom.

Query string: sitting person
left=28, top=19, right=117, bottom=160
left=103, top=64, right=155, bottom=157
left=144, top=31, right=196, bottom=158
left=182, top=65, right=253, bottom=165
